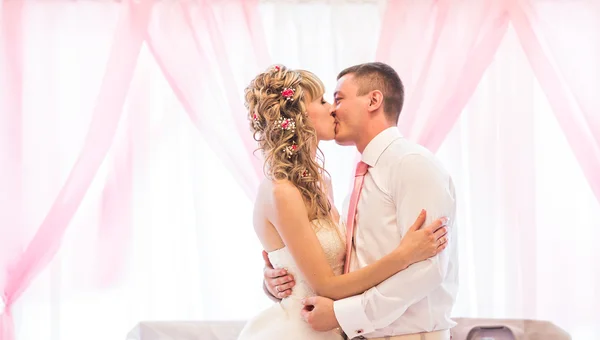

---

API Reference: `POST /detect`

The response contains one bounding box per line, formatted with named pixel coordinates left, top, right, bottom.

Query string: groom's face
left=332, top=74, right=369, bottom=146
left=305, top=94, right=335, bottom=141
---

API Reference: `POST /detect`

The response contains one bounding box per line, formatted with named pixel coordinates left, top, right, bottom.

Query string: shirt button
left=356, top=329, right=363, bottom=334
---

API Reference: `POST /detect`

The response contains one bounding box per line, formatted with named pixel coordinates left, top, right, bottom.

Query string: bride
left=238, top=65, right=448, bottom=340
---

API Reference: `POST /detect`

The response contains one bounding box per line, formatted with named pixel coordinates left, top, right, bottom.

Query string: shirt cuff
left=333, top=294, right=375, bottom=338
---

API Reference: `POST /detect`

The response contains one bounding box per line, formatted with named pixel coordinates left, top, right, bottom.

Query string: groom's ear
left=367, top=90, right=384, bottom=113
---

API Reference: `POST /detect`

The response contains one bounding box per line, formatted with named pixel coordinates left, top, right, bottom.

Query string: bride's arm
left=269, top=181, right=447, bottom=301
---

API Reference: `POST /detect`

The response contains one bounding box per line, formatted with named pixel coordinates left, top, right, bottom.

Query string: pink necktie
left=343, top=161, right=369, bottom=274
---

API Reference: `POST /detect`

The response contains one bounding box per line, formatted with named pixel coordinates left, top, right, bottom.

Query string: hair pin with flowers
left=251, top=112, right=261, bottom=129
left=281, top=87, right=295, bottom=101
left=276, top=116, right=296, bottom=132
left=283, top=142, right=299, bottom=159
left=272, top=65, right=281, bottom=72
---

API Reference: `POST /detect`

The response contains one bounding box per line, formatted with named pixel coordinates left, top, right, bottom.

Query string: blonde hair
left=244, top=65, right=331, bottom=222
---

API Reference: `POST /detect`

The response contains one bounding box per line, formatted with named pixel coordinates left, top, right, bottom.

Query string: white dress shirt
left=333, top=127, right=458, bottom=339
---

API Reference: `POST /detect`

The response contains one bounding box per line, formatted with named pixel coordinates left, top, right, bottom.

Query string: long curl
left=244, top=65, right=331, bottom=222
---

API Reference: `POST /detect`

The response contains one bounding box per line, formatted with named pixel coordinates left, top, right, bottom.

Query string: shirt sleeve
left=334, top=154, right=456, bottom=338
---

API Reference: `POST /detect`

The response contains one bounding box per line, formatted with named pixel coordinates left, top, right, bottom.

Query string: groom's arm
left=333, top=154, right=456, bottom=338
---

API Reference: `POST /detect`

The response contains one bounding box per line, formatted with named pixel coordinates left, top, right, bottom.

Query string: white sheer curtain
left=259, top=0, right=387, bottom=204
left=437, top=26, right=600, bottom=339
left=7, top=1, right=599, bottom=340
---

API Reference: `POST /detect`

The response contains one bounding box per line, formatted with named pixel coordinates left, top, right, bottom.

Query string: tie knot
left=355, top=161, right=369, bottom=177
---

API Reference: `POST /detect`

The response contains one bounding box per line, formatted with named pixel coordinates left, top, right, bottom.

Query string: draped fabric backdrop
left=0, top=1, right=598, bottom=340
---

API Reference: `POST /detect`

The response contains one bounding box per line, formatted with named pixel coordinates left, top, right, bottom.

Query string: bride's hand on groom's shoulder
left=263, top=250, right=296, bottom=299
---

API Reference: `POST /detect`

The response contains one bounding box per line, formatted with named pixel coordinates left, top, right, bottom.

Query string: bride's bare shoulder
left=256, top=179, right=304, bottom=213
left=258, top=179, right=300, bottom=199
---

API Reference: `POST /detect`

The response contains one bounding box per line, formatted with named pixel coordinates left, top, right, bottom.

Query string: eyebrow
left=333, top=91, right=343, bottom=97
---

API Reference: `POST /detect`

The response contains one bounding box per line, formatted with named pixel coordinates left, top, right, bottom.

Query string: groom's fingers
left=262, top=250, right=274, bottom=269
left=300, top=307, right=312, bottom=322
left=301, top=297, right=317, bottom=324
left=264, top=267, right=295, bottom=298
left=264, top=267, right=288, bottom=279
left=276, top=280, right=295, bottom=293
left=302, top=296, right=317, bottom=306
left=408, top=209, right=427, bottom=232
left=273, top=277, right=295, bottom=298
left=271, top=274, right=294, bottom=286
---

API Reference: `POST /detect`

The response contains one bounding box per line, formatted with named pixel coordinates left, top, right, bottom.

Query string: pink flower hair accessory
left=251, top=112, right=261, bottom=129
left=281, top=87, right=295, bottom=101
left=276, top=116, right=296, bottom=132
left=283, top=142, right=299, bottom=159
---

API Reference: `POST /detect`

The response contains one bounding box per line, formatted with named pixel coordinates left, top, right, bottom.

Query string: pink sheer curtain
left=377, top=0, right=509, bottom=152
left=376, top=0, right=599, bottom=332
left=0, top=0, right=269, bottom=337
left=435, top=25, right=600, bottom=335
left=145, top=0, right=269, bottom=199
left=0, top=1, right=153, bottom=339
left=0, top=2, right=24, bottom=308
left=94, top=115, right=135, bottom=288
left=510, top=0, right=600, bottom=203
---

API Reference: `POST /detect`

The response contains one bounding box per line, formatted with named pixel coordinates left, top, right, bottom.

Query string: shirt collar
left=361, top=127, right=403, bottom=167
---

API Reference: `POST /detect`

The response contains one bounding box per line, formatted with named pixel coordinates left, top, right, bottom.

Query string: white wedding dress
left=238, top=219, right=346, bottom=340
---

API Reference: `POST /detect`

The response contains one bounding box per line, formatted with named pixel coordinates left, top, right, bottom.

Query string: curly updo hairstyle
left=244, top=65, right=331, bottom=222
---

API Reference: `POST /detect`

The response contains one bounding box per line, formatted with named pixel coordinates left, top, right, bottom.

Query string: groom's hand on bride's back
left=262, top=250, right=296, bottom=299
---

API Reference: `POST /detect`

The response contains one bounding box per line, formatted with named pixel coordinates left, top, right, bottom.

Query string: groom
left=262, top=62, right=458, bottom=340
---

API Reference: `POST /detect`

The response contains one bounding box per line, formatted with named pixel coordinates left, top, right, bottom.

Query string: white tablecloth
left=127, top=320, right=247, bottom=340
left=127, top=318, right=570, bottom=340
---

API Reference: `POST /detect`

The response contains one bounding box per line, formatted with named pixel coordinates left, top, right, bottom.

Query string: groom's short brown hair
left=337, top=62, right=404, bottom=124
